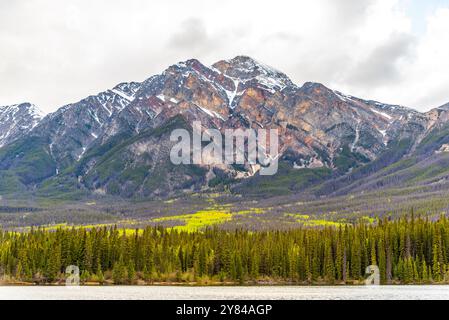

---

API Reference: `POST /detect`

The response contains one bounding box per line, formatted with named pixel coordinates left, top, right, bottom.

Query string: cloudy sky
left=1, top=0, right=449, bottom=113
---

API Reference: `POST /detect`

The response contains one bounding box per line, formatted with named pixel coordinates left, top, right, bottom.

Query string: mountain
left=0, top=103, right=44, bottom=148
left=1, top=56, right=449, bottom=200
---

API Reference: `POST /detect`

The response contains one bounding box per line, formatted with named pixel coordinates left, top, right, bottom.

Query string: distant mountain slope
left=316, top=116, right=449, bottom=197
left=1, top=56, right=448, bottom=200
left=0, top=103, right=44, bottom=148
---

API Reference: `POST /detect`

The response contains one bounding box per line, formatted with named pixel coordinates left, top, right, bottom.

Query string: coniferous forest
left=2, top=215, right=449, bottom=285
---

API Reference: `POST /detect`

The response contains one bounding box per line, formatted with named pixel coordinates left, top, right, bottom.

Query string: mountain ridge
left=1, top=56, right=449, bottom=199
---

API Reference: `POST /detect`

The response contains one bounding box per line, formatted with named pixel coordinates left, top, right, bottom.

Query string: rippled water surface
left=1, top=286, right=449, bottom=300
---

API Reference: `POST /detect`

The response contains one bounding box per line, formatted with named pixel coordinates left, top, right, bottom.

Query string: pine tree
left=422, top=259, right=428, bottom=283
left=112, top=261, right=127, bottom=285
left=433, top=242, right=442, bottom=282
left=324, top=240, right=335, bottom=283
left=370, top=241, right=377, bottom=266
left=127, top=261, right=136, bottom=284
left=378, top=238, right=386, bottom=283
left=96, top=264, right=105, bottom=285
left=235, top=254, right=244, bottom=284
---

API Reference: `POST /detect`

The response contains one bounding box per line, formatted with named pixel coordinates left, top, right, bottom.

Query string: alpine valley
left=2, top=56, right=449, bottom=229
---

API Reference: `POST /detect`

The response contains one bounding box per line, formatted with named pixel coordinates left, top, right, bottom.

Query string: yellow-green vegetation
left=285, top=213, right=310, bottom=220
left=152, top=207, right=267, bottom=232
left=153, top=209, right=233, bottom=232
left=11, top=203, right=369, bottom=233
left=285, top=213, right=348, bottom=228
left=233, top=208, right=265, bottom=215
left=360, top=216, right=378, bottom=224
left=302, top=219, right=347, bottom=228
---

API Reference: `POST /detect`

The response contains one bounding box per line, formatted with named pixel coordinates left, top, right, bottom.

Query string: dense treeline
left=2, top=214, right=449, bottom=285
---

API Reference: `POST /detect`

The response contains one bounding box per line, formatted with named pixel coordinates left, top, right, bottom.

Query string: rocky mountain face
left=31, top=82, right=142, bottom=169
left=0, top=103, right=44, bottom=148
left=1, top=56, right=449, bottom=199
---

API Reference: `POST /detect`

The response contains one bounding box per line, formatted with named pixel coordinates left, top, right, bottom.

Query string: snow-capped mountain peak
left=0, top=103, right=44, bottom=147
left=213, top=56, right=295, bottom=93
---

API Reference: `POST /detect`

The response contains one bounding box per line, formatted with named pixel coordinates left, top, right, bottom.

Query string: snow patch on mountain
left=111, top=89, right=134, bottom=102
left=371, top=108, right=393, bottom=120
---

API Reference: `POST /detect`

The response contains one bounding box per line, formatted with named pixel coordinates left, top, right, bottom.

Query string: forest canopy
left=1, top=214, right=449, bottom=285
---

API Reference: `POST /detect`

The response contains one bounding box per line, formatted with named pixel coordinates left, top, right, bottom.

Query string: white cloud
left=0, top=0, right=448, bottom=113
left=397, top=7, right=449, bottom=109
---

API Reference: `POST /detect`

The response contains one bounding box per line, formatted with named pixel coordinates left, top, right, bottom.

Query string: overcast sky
left=1, top=0, right=449, bottom=113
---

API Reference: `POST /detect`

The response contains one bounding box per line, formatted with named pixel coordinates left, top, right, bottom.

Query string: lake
left=0, top=286, right=449, bottom=300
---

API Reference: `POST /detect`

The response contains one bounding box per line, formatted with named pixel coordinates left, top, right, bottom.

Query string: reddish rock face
left=105, top=56, right=429, bottom=173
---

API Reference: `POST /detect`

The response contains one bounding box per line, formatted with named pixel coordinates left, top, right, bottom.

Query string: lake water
left=1, top=286, right=449, bottom=300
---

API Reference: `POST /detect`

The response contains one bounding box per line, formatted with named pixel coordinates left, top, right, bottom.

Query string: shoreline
left=0, top=280, right=445, bottom=287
